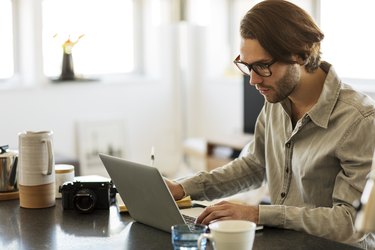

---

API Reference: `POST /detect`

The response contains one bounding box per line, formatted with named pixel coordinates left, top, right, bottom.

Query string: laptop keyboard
left=182, top=214, right=196, bottom=226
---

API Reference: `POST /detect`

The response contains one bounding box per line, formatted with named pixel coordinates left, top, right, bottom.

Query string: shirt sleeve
left=177, top=105, right=268, bottom=201
left=178, top=156, right=266, bottom=201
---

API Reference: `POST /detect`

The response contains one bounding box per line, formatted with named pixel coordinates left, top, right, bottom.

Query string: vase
left=59, top=52, right=75, bottom=81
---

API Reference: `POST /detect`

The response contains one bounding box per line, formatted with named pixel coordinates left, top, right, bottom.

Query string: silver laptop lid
left=99, top=153, right=186, bottom=232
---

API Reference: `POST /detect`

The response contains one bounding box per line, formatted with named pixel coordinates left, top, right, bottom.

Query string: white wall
left=0, top=78, right=184, bottom=175
left=0, top=24, right=187, bottom=177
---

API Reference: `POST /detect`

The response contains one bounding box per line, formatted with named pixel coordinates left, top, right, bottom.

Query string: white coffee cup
left=55, top=164, right=75, bottom=198
left=198, top=220, right=256, bottom=250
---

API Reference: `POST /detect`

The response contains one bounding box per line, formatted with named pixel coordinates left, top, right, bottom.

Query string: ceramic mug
left=18, top=131, right=55, bottom=208
left=198, top=220, right=256, bottom=250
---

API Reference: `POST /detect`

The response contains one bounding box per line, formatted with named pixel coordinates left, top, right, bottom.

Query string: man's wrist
left=175, top=182, right=186, bottom=200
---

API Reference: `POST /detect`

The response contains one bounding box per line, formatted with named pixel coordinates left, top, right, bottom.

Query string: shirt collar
left=279, top=62, right=341, bottom=129
left=306, top=62, right=341, bottom=129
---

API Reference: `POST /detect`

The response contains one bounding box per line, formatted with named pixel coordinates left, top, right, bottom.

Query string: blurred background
left=1, top=0, right=374, bottom=178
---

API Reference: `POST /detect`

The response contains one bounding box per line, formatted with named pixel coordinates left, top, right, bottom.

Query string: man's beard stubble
left=265, top=64, right=300, bottom=103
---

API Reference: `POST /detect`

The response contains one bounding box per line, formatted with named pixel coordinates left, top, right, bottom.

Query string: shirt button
left=281, top=192, right=286, bottom=198
left=286, top=168, right=289, bottom=173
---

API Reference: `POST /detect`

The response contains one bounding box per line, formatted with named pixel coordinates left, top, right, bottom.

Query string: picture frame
left=76, top=118, right=126, bottom=177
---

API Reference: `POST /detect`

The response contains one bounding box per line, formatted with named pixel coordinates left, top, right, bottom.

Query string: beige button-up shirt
left=178, top=63, right=375, bottom=248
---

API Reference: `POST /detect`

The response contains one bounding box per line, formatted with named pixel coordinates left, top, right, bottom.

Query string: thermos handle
left=9, top=156, right=18, bottom=186
left=42, top=139, right=53, bottom=175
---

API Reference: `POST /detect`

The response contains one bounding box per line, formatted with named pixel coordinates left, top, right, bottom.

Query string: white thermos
left=18, top=131, right=55, bottom=208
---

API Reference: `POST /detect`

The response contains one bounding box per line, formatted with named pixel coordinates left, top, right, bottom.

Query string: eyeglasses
left=233, top=55, right=276, bottom=77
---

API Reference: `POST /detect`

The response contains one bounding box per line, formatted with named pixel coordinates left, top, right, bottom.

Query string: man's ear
left=291, top=54, right=306, bottom=65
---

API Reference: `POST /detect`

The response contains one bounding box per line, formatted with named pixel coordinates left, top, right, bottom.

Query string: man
left=166, top=0, right=375, bottom=248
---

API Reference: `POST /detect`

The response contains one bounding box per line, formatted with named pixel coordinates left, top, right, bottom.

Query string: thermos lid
left=0, top=145, right=9, bottom=154
left=0, top=145, right=18, bottom=158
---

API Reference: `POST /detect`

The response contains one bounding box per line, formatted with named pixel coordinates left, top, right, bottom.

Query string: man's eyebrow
left=241, top=58, right=273, bottom=64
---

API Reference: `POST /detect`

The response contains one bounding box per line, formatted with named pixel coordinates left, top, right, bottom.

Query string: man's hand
left=196, top=201, right=259, bottom=225
left=164, top=178, right=185, bottom=201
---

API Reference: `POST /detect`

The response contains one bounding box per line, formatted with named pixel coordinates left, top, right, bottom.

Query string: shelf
left=206, top=133, right=254, bottom=171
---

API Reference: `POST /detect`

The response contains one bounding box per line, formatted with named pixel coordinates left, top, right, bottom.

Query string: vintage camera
left=59, top=176, right=115, bottom=213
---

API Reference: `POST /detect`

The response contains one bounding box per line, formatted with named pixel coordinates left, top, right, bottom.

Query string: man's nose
left=249, top=71, right=263, bottom=86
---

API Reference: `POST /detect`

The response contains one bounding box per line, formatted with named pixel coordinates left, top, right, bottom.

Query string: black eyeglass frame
left=233, top=55, right=277, bottom=77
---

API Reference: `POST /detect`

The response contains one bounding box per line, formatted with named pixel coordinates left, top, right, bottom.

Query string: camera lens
left=73, top=188, right=97, bottom=213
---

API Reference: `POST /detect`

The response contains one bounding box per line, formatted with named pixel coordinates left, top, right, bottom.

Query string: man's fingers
left=196, top=204, right=230, bottom=224
left=195, top=202, right=258, bottom=225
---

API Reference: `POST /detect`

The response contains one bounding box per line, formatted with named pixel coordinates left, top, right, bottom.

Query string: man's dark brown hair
left=240, top=0, right=324, bottom=72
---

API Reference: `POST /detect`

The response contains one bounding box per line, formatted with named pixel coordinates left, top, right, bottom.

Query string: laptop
left=99, top=153, right=204, bottom=233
